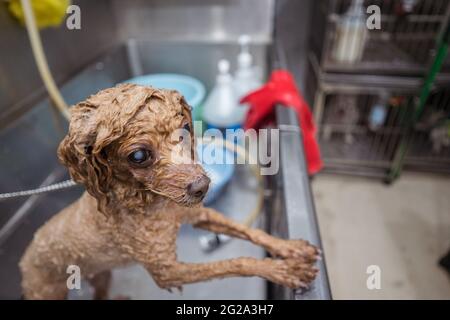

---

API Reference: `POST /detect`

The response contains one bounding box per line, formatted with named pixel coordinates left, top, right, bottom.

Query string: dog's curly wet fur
left=19, top=83, right=319, bottom=299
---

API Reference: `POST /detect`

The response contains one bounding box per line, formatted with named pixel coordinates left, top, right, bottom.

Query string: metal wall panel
left=0, top=0, right=119, bottom=127
left=111, top=0, right=274, bottom=43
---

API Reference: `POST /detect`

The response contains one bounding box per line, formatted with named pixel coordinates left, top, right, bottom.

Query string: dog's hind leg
left=88, top=270, right=111, bottom=300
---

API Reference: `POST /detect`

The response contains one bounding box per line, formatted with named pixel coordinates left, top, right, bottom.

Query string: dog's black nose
left=187, top=176, right=210, bottom=199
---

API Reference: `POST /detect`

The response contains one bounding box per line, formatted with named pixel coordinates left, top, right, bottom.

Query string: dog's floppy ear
left=57, top=101, right=119, bottom=213
left=178, top=94, right=196, bottom=161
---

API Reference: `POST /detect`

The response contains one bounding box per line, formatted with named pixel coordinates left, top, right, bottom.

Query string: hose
left=198, top=136, right=265, bottom=251
left=1, top=137, right=265, bottom=231
left=0, top=179, right=77, bottom=202
left=20, top=0, right=71, bottom=120
left=200, top=136, right=264, bottom=226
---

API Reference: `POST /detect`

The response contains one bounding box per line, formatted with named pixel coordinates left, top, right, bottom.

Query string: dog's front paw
left=265, top=258, right=318, bottom=289
left=267, top=239, right=320, bottom=261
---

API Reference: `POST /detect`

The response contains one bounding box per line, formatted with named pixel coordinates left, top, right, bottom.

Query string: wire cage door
left=311, top=0, right=450, bottom=76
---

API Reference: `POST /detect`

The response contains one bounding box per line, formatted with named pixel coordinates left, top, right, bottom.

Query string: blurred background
left=0, top=0, right=449, bottom=299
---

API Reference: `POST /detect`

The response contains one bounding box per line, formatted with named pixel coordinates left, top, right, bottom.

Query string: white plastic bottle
left=233, top=35, right=263, bottom=124
left=202, top=59, right=241, bottom=131
left=332, top=0, right=367, bottom=64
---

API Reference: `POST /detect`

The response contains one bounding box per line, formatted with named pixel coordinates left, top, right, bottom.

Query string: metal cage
left=306, top=54, right=450, bottom=179
left=307, top=0, right=450, bottom=179
left=311, top=0, right=450, bottom=76
left=405, top=84, right=450, bottom=173
left=306, top=54, right=418, bottom=178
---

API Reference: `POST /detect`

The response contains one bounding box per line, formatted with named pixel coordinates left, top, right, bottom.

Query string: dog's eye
left=177, top=123, right=191, bottom=143
left=128, top=149, right=152, bottom=165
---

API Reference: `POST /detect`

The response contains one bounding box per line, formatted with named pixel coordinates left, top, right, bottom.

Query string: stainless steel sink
left=0, top=40, right=330, bottom=299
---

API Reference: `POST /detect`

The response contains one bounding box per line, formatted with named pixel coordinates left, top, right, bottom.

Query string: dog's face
left=58, top=84, right=210, bottom=211
left=105, top=91, right=210, bottom=206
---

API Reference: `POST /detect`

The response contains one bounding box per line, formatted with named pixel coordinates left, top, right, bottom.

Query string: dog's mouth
left=180, top=195, right=206, bottom=207
left=145, top=186, right=208, bottom=207
left=143, top=174, right=210, bottom=206
left=170, top=189, right=208, bottom=207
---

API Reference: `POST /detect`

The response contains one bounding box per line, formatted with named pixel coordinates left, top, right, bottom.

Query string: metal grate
left=318, top=91, right=410, bottom=173
left=405, top=86, right=450, bottom=172
left=312, top=0, right=450, bottom=76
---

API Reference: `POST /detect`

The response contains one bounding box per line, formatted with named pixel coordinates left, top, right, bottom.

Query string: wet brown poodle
left=19, top=83, right=319, bottom=299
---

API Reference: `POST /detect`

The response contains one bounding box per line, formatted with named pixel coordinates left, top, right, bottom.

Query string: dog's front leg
left=149, top=256, right=317, bottom=290
left=189, top=207, right=319, bottom=261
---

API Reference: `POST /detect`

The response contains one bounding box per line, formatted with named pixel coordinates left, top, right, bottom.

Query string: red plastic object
left=241, top=69, right=323, bottom=175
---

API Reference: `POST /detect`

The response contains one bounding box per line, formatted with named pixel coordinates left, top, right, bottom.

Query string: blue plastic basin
left=197, top=143, right=235, bottom=205
left=123, top=73, right=206, bottom=109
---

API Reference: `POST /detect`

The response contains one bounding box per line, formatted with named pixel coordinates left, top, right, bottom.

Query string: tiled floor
left=312, top=172, right=450, bottom=299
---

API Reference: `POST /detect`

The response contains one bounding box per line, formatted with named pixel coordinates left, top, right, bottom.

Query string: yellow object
left=9, top=0, right=70, bottom=29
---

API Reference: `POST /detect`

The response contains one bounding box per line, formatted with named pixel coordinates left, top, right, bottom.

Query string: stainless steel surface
left=0, top=0, right=119, bottom=129
left=0, top=0, right=274, bottom=128
left=111, top=0, right=274, bottom=44
left=270, top=106, right=331, bottom=300
left=273, top=0, right=314, bottom=91
left=0, top=175, right=76, bottom=246
left=127, top=39, right=269, bottom=92
left=270, top=24, right=332, bottom=299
